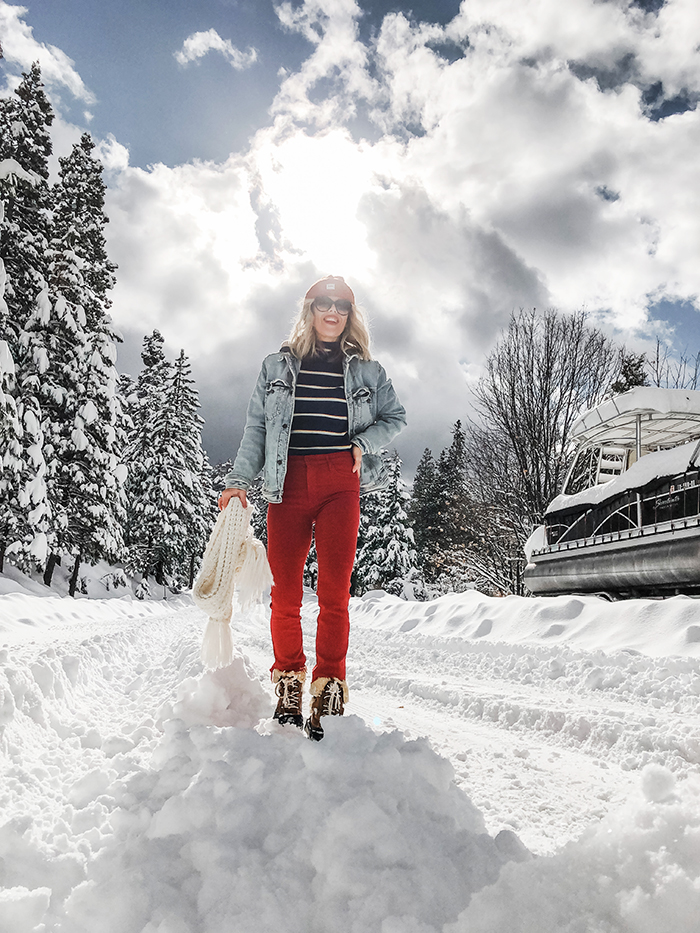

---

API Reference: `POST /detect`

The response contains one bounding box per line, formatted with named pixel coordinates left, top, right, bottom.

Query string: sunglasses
left=312, top=296, right=353, bottom=316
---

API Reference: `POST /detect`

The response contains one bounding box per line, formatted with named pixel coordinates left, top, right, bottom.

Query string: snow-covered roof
left=571, top=387, right=700, bottom=450
left=547, top=439, right=699, bottom=514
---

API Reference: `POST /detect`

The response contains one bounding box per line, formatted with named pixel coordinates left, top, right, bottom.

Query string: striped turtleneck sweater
left=288, top=342, right=352, bottom=455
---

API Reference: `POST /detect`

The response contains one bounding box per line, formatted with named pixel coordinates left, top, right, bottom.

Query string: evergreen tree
left=41, top=133, right=128, bottom=592
left=353, top=453, right=416, bottom=596
left=167, top=349, right=216, bottom=587
left=423, top=421, right=475, bottom=582
left=0, top=338, right=22, bottom=572
left=210, top=459, right=234, bottom=494
left=303, top=535, right=318, bottom=590
left=125, top=334, right=214, bottom=590
left=124, top=330, right=174, bottom=588
left=212, top=460, right=268, bottom=546
left=436, top=421, right=470, bottom=542
left=10, top=288, right=53, bottom=571
left=367, top=452, right=416, bottom=594
left=408, top=447, right=440, bottom=559
left=22, top=282, right=89, bottom=587
left=610, top=350, right=648, bottom=395
left=352, top=488, right=381, bottom=595
left=0, top=63, right=53, bottom=346
left=0, top=167, right=24, bottom=571
left=0, top=64, right=54, bottom=571
left=246, top=476, right=268, bottom=546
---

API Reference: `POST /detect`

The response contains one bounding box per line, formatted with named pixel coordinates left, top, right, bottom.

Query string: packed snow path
left=1, top=587, right=699, bottom=931
left=233, top=590, right=700, bottom=854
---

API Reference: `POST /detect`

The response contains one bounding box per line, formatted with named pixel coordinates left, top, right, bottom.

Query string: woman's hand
left=218, top=487, right=248, bottom=510
left=351, top=445, right=363, bottom=475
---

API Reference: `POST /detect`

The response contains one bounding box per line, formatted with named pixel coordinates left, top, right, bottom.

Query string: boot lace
left=322, top=679, right=344, bottom=715
left=276, top=675, right=302, bottom=712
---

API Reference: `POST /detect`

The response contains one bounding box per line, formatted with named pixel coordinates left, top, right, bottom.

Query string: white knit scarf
left=192, top=499, right=273, bottom=669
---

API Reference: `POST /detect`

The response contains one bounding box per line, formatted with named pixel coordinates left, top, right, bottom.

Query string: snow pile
left=61, top=718, right=514, bottom=933
left=164, top=655, right=270, bottom=728
left=449, top=765, right=700, bottom=933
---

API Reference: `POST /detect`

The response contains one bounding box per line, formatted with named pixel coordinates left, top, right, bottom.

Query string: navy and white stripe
left=289, top=345, right=352, bottom=455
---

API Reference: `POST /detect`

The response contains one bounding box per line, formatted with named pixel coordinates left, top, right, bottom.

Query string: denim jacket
left=225, top=348, right=407, bottom=503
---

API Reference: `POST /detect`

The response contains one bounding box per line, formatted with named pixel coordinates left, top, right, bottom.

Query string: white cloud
left=367, top=3, right=700, bottom=331
left=272, top=0, right=379, bottom=127
left=31, top=0, right=698, bottom=465
left=640, top=0, right=700, bottom=95
left=0, top=1, right=95, bottom=103
left=174, top=29, right=257, bottom=70
left=446, top=0, right=700, bottom=97
left=95, top=134, right=130, bottom=174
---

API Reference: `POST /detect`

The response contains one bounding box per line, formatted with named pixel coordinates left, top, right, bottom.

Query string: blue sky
left=19, top=0, right=463, bottom=167
left=1, top=0, right=699, bottom=471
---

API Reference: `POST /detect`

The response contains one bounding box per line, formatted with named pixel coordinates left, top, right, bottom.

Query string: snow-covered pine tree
left=431, top=420, right=474, bottom=582
left=41, top=133, right=128, bottom=593
left=353, top=452, right=416, bottom=596
left=124, top=330, right=174, bottom=589
left=365, top=451, right=416, bottom=595
left=0, top=68, right=54, bottom=571
left=21, top=279, right=89, bottom=587
left=247, top=477, right=268, bottom=546
left=125, top=334, right=215, bottom=591
left=167, top=349, right=216, bottom=587
left=408, top=446, right=440, bottom=575
left=0, top=338, right=22, bottom=572
left=0, top=63, right=53, bottom=347
left=210, top=459, right=233, bottom=492
left=212, top=462, right=267, bottom=545
left=351, top=487, right=381, bottom=595
left=0, top=159, right=28, bottom=571
left=303, top=535, right=318, bottom=590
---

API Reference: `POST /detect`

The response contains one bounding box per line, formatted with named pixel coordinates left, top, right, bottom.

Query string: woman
left=218, top=275, right=406, bottom=740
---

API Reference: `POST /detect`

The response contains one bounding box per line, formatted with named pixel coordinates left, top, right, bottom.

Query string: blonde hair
left=286, top=298, right=372, bottom=361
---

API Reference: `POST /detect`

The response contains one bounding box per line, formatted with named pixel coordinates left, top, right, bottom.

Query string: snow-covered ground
left=1, top=574, right=699, bottom=932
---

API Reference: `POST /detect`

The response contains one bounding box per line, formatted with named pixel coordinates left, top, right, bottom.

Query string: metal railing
left=539, top=470, right=700, bottom=553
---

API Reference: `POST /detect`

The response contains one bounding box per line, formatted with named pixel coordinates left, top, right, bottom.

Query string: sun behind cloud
left=252, top=127, right=378, bottom=279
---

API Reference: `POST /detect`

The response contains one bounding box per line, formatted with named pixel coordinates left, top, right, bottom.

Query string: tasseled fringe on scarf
left=200, top=618, right=234, bottom=671
left=193, top=498, right=273, bottom=670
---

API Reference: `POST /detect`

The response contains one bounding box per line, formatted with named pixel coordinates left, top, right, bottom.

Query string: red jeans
left=267, top=451, right=360, bottom=682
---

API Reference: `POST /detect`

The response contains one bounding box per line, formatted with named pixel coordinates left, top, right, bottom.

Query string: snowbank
left=0, top=560, right=187, bottom=603
left=352, top=588, right=700, bottom=659
left=0, top=590, right=190, bottom=642
left=1, top=588, right=699, bottom=931
left=449, top=766, right=700, bottom=933
left=0, top=564, right=191, bottom=643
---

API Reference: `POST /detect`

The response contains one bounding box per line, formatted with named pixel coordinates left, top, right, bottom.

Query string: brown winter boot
left=304, top=677, right=347, bottom=741
left=272, top=670, right=306, bottom=729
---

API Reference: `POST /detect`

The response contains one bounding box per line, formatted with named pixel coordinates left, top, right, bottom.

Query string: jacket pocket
left=265, top=379, right=292, bottom=421
left=359, top=452, right=388, bottom=495
left=351, top=385, right=376, bottom=431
